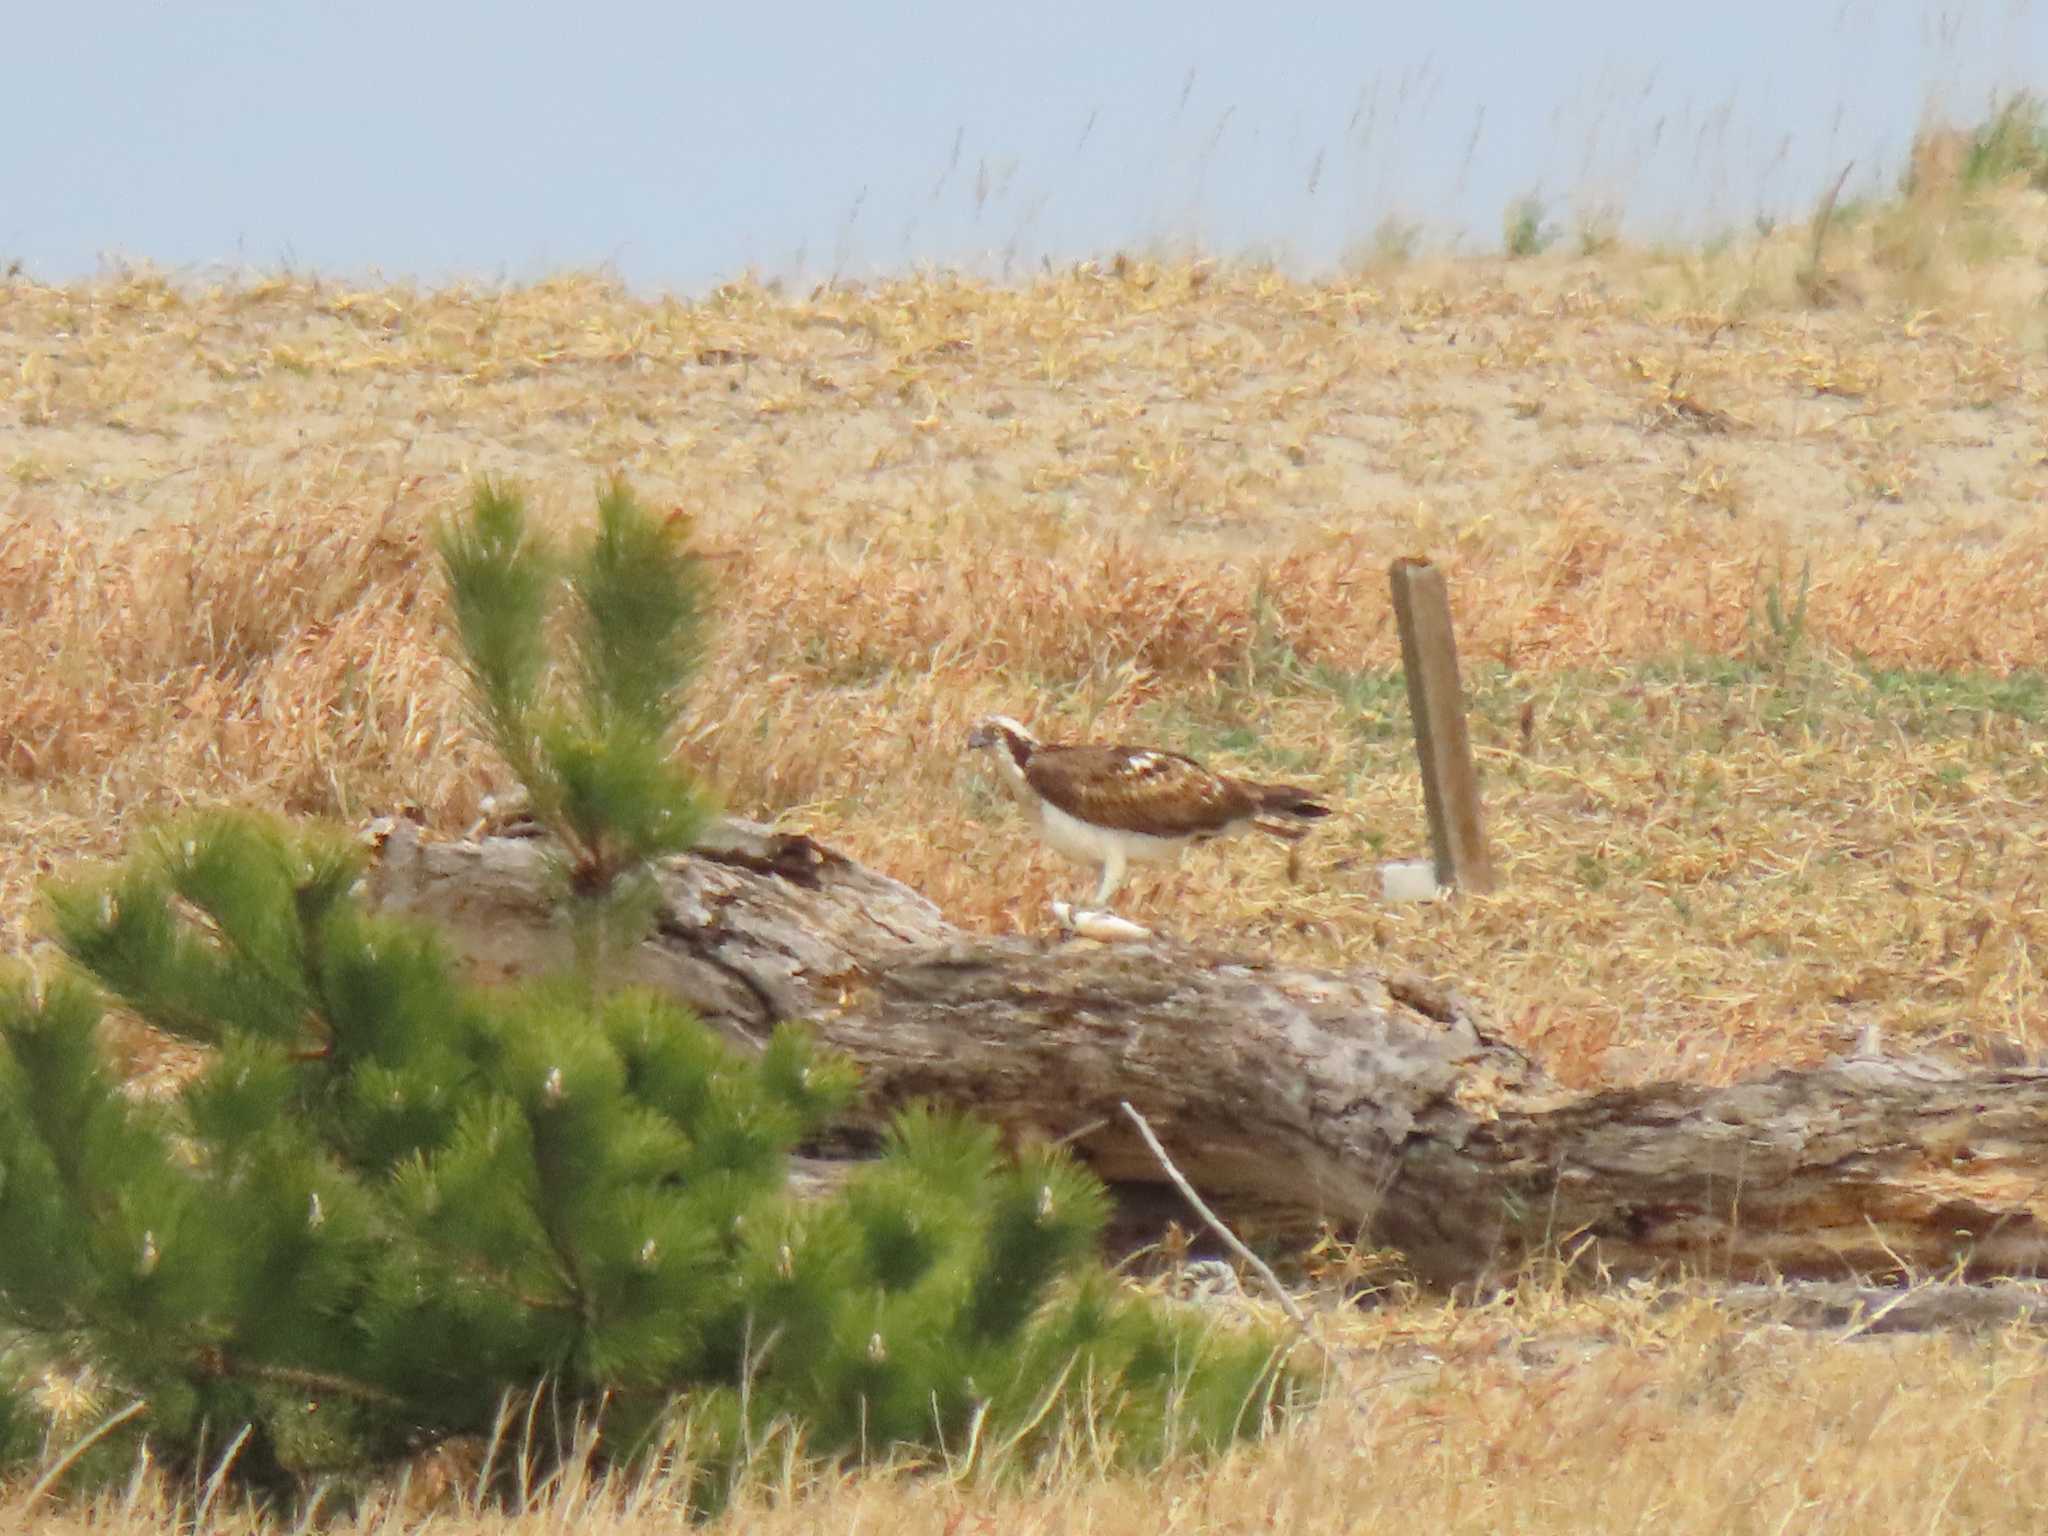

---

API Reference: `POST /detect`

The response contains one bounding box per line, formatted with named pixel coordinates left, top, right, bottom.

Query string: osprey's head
left=966, top=714, right=1038, bottom=767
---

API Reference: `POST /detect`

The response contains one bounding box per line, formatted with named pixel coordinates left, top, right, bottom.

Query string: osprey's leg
left=1090, top=846, right=1129, bottom=909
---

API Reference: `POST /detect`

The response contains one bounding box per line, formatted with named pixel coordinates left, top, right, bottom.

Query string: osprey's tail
left=1238, top=780, right=1333, bottom=838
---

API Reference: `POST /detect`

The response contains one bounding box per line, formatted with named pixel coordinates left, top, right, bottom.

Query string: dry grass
left=4, top=168, right=2048, bottom=1530
left=11, top=1287, right=2048, bottom=1534
left=6, top=405, right=2047, bottom=1085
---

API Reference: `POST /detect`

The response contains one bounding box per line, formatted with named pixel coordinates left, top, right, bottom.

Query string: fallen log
left=1676, top=1280, right=2048, bottom=1337
left=363, top=818, right=2048, bottom=1290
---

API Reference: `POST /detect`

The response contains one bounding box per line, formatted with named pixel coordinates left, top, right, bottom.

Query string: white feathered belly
left=1038, top=802, right=1200, bottom=867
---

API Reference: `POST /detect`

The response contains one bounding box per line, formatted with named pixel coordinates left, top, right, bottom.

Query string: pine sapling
left=435, top=480, right=714, bottom=985
left=0, top=481, right=1307, bottom=1514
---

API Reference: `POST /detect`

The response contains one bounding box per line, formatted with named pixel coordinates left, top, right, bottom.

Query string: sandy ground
left=4, top=231, right=2044, bottom=559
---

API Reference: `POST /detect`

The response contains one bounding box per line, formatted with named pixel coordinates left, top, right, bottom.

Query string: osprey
left=965, top=714, right=1332, bottom=910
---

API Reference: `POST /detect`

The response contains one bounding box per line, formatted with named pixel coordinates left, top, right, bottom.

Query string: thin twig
left=1053, top=1116, right=1109, bottom=1149
left=199, top=1353, right=408, bottom=1410
left=1118, top=1100, right=1308, bottom=1331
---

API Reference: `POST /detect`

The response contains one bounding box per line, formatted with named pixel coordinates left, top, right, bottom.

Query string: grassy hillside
left=3, top=124, right=2048, bottom=1530
left=6, top=172, right=2046, bottom=1087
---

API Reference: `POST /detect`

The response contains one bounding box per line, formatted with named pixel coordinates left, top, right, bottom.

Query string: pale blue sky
left=6, top=1, right=2041, bottom=291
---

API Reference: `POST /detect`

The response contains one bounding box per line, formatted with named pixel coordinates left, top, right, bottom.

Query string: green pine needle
left=571, top=481, right=708, bottom=747
left=435, top=481, right=555, bottom=795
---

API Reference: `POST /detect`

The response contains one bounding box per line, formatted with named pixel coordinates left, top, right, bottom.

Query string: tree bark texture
left=363, top=819, right=2048, bottom=1291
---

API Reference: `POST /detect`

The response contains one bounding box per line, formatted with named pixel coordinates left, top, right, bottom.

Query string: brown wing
left=1022, top=745, right=1260, bottom=837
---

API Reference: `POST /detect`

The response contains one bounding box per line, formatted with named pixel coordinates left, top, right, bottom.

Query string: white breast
left=1038, top=802, right=1195, bottom=867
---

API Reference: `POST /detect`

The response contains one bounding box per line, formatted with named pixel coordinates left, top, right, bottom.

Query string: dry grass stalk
left=8, top=1284, right=2048, bottom=1532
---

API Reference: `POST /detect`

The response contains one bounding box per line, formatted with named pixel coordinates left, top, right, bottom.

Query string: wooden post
left=1389, top=557, right=1496, bottom=894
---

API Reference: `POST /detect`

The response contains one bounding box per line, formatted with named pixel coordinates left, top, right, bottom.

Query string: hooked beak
left=965, top=724, right=996, bottom=751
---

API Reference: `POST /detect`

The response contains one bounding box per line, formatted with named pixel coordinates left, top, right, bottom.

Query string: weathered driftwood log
left=364, top=818, right=2048, bottom=1291
left=1679, top=1280, right=2048, bottom=1336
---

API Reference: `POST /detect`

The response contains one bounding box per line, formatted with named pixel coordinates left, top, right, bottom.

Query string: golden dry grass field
left=4, top=161, right=2048, bottom=1531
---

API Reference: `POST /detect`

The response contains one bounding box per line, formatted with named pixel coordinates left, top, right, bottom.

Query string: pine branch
left=437, top=480, right=714, bottom=982
left=192, top=1348, right=408, bottom=1411
left=435, top=482, right=555, bottom=797
left=570, top=482, right=706, bottom=747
